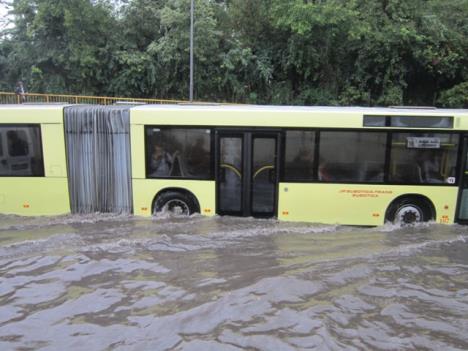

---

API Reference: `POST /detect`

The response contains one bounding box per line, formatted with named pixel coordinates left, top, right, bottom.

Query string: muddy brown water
left=0, top=214, right=467, bottom=350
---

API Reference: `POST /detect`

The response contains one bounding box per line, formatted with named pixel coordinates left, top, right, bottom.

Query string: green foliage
left=2, top=0, right=117, bottom=94
left=438, top=82, right=468, bottom=108
left=0, top=0, right=466, bottom=107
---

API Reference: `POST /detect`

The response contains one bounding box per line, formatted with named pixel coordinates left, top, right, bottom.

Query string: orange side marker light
left=440, top=215, right=449, bottom=224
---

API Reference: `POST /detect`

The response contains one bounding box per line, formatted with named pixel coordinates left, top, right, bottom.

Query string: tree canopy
left=0, top=0, right=467, bottom=107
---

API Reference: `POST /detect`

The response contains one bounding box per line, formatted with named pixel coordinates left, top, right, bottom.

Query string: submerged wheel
left=395, top=203, right=423, bottom=224
left=153, top=191, right=199, bottom=216
left=385, top=197, right=434, bottom=225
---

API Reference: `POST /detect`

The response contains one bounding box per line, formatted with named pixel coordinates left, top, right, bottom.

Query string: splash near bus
left=0, top=104, right=467, bottom=226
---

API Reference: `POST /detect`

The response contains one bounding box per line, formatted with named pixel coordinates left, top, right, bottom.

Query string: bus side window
left=389, top=133, right=459, bottom=184
left=284, top=130, right=315, bottom=181
left=0, top=126, right=44, bottom=177
left=145, top=127, right=211, bottom=179
left=319, top=131, right=386, bottom=183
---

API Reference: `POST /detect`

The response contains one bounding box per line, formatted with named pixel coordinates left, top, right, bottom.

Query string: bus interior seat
left=422, top=164, right=444, bottom=182
left=424, top=171, right=445, bottom=183
left=326, top=163, right=357, bottom=181
left=359, top=162, right=384, bottom=182
left=170, top=153, right=189, bottom=177
left=169, top=156, right=181, bottom=176
left=393, top=163, right=423, bottom=183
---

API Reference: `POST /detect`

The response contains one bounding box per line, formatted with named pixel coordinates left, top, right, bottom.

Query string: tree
left=1, top=0, right=117, bottom=94
left=0, top=0, right=466, bottom=106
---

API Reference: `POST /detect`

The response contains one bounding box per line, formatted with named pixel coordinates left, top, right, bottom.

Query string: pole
left=189, top=0, right=194, bottom=102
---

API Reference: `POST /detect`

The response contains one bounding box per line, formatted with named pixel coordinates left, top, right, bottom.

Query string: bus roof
left=1, top=103, right=468, bottom=128
left=0, top=104, right=70, bottom=124
left=131, top=104, right=468, bottom=114
left=131, top=104, right=468, bottom=129
left=0, top=104, right=71, bottom=109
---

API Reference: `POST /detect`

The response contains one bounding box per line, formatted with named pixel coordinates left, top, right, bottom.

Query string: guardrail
left=0, top=92, right=187, bottom=105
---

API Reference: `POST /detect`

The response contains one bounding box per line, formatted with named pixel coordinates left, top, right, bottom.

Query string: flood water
left=0, top=214, right=467, bottom=351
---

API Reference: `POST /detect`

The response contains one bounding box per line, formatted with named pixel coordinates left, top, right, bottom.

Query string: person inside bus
left=318, top=159, right=332, bottom=181
left=293, top=148, right=314, bottom=179
left=7, top=131, right=29, bottom=157
left=187, top=137, right=209, bottom=176
left=420, top=150, right=443, bottom=183
left=149, top=144, right=174, bottom=176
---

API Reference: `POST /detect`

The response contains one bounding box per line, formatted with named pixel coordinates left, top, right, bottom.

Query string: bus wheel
left=385, top=197, right=434, bottom=225
left=153, top=191, right=199, bottom=216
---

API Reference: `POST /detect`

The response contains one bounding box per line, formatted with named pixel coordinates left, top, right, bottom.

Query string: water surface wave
left=0, top=214, right=467, bottom=350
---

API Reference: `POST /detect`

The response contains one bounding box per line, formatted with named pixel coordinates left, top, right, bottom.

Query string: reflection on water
left=0, top=214, right=467, bottom=350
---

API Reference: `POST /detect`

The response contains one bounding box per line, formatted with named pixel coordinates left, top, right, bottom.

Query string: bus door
left=216, top=131, right=281, bottom=218
left=456, top=136, right=468, bottom=223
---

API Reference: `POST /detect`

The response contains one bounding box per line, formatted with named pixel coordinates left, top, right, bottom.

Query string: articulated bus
left=1, top=104, right=468, bottom=226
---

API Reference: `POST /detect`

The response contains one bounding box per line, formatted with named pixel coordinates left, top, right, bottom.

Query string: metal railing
left=0, top=91, right=187, bottom=105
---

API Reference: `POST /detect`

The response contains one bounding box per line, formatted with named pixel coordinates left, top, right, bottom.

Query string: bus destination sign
left=407, top=137, right=440, bottom=149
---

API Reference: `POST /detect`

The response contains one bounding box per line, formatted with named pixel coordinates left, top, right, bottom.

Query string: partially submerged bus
left=1, top=103, right=468, bottom=226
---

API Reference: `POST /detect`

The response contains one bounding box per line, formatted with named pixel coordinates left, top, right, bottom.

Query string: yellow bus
left=1, top=103, right=468, bottom=226
left=0, top=105, right=69, bottom=215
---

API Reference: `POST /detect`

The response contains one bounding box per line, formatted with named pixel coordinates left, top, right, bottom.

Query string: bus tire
left=153, top=191, right=199, bottom=216
left=385, top=196, right=434, bottom=225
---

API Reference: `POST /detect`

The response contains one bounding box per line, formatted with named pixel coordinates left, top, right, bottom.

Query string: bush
left=438, top=82, right=468, bottom=108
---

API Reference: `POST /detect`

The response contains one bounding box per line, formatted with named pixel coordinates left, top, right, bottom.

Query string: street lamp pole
left=189, top=0, right=194, bottom=102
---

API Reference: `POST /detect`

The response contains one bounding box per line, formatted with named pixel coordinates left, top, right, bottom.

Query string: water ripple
left=0, top=215, right=467, bottom=350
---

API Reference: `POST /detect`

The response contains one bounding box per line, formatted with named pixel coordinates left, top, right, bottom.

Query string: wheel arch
left=151, top=187, right=201, bottom=214
left=385, top=193, right=436, bottom=223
